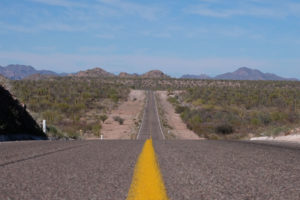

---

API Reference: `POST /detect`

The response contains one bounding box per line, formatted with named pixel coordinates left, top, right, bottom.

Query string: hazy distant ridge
left=181, top=67, right=298, bottom=81
left=181, top=74, right=212, bottom=79
left=0, top=64, right=61, bottom=80
left=0, top=65, right=297, bottom=81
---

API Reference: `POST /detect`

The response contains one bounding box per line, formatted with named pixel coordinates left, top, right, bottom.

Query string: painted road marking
left=126, top=139, right=169, bottom=200
left=153, top=92, right=165, bottom=139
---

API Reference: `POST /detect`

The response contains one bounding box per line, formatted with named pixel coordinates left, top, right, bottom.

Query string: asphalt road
left=1, top=91, right=300, bottom=199
left=0, top=140, right=144, bottom=200
left=154, top=140, right=300, bottom=200
left=137, top=90, right=164, bottom=140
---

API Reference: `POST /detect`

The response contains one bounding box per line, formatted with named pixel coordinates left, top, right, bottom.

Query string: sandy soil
left=101, top=90, right=145, bottom=139
left=156, top=91, right=200, bottom=140
left=251, top=134, right=300, bottom=143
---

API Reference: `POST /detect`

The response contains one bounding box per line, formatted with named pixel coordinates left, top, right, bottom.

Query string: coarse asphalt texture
left=1, top=91, right=300, bottom=199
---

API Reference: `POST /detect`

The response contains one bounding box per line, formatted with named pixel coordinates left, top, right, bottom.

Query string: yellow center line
left=126, top=139, right=169, bottom=200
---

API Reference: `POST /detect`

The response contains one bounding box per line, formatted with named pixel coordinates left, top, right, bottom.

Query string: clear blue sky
left=0, top=0, right=300, bottom=77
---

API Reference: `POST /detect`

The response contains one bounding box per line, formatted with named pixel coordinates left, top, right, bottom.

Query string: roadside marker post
left=42, top=120, right=46, bottom=134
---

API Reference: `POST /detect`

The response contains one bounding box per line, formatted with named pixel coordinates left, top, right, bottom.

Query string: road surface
left=1, top=91, right=300, bottom=199
left=137, top=91, right=164, bottom=140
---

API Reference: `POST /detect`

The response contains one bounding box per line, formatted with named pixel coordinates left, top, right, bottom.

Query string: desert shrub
left=175, top=105, right=188, bottom=114
left=100, top=114, right=108, bottom=123
left=113, top=116, right=124, bottom=125
left=67, top=131, right=80, bottom=139
left=215, top=124, right=234, bottom=135
left=42, top=110, right=56, bottom=123
left=11, top=78, right=130, bottom=139
left=192, top=98, right=203, bottom=106
left=47, top=125, right=65, bottom=139
left=258, top=112, right=272, bottom=125
left=172, top=80, right=300, bottom=138
left=270, top=111, right=286, bottom=122
left=167, top=97, right=178, bottom=104
left=92, top=123, right=102, bottom=137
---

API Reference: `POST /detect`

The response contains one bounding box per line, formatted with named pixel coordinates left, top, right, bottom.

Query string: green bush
left=113, top=116, right=124, bottom=125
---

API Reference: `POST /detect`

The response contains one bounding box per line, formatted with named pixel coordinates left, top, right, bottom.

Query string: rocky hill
left=181, top=67, right=298, bottom=81
left=0, top=74, right=11, bottom=91
left=215, top=67, right=292, bottom=80
left=141, top=70, right=170, bottom=79
left=0, top=64, right=60, bottom=80
left=71, top=67, right=115, bottom=78
left=0, top=74, right=7, bottom=84
left=0, top=85, right=47, bottom=141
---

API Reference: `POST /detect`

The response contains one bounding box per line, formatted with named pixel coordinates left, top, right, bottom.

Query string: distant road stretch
left=137, top=91, right=164, bottom=140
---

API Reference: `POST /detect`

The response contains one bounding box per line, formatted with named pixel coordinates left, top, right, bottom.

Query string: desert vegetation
left=7, top=75, right=300, bottom=140
left=113, top=116, right=124, bottom=125
left=168, top=80, right=300, bottom=139
left=11, top=77, right=130, bottom=139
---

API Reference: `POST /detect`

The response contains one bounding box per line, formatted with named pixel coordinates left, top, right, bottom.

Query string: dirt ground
left=251, top=134, right=300, bottom=143
left=101, top=90, right=145, bottom=139
left=156, top=91, right=200, bottom=140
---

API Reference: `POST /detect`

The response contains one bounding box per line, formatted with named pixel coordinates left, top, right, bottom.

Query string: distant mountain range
left=0, top=65, right=171, bottom=80
left=71, top=68, right=170, bottom=79
left=0, top=65, right=297, bottom=81
left=0, top=64, right=65, bottom=80
left=181, top=67, right=298, bottom=81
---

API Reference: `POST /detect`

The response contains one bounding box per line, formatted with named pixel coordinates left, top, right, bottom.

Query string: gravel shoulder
left=156, top=91, right=199, bottom=140
left=101, top=90, right=145, bottom=139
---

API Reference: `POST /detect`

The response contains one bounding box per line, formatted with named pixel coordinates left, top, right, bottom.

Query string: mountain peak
left=215, top=67, right=296, bottom=81
left=181, top=67, right=297, bottom=81
left=72, top=67, right=115, bottom=77
left=6, top=64, right=35, bottom=71
left=0, top=64, right=58, bottom=80
left=142, top=70, right=170, bottom=79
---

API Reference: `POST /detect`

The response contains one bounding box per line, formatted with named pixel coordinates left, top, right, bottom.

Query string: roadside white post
left=100, top=134, right=103, bottom=140
left=43, top=120, right=47, bottom=134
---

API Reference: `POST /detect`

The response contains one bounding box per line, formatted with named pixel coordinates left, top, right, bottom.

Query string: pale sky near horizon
left=0, top=0, right=300, bottom=78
